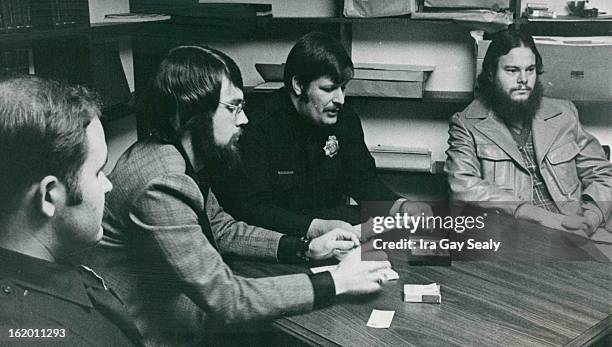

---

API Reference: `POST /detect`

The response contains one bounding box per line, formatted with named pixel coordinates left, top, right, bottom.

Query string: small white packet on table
left=366, top=309, right=395, bottom=328
left=404, top=283, right=441, bottom=304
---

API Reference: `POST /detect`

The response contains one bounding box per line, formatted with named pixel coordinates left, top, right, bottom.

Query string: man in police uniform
left=0, top=75, right=141, bottom=346
left=211, top=32, right=431, bottom=238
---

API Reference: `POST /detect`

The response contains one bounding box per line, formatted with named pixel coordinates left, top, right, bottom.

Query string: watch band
left=296, top=236, right=312, bottom=262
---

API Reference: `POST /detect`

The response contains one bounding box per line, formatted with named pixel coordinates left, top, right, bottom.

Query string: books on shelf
left=1, top=0, right=89, bottom=32
left=49, top=0, right=89, bottom=28
left=0, top=0, right=33, bottom=33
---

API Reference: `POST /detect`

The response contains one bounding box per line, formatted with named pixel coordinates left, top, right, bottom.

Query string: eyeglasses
left=218, top=100, right=246, bottom=120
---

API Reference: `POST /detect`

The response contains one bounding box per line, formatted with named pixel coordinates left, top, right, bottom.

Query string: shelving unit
left=2, top=2, right=609, bottom=116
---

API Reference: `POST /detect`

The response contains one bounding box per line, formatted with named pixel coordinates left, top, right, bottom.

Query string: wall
left=351, top=22, right=474, bottom=163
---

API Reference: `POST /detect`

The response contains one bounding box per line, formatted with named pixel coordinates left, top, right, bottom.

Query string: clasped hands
left=306, top=200, right=434, bottom=259
left=516, top=203, right=600, bottom=239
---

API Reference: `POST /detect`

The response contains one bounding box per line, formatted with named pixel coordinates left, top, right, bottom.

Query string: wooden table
left=230, top=215, right=611, bottom=347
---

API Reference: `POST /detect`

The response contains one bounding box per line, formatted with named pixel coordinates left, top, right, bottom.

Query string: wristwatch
left=296, top=236, right=312, bottom=262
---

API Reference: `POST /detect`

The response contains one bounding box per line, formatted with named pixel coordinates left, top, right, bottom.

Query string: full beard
left=192, top=118, right=244, bottom=181
left=489, top=80, right=543, bottom=126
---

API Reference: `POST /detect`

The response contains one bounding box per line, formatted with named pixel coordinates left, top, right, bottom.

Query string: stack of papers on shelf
left=403, top=283, right=441, bottom=303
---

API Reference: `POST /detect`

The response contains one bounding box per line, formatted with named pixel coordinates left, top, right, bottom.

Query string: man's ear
left=36, top=176, right=64, bottom=218
left=291, top=76, right=303, bottom=96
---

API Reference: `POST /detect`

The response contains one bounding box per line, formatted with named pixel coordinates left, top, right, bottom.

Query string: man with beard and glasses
left=83, top=45, right=392, bottom=346
left=210, top=32, right=432, bottom=240
left=445, top=29, right=612, bottom=241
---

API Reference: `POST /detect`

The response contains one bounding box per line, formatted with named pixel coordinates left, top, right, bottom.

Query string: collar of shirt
left=0, top=247, right=94, bottom=308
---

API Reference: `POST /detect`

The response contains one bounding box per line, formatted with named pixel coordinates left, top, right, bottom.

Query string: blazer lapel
left=474, top=110, right=527, bottom=172
left=531, top=101, right=563, bottom=165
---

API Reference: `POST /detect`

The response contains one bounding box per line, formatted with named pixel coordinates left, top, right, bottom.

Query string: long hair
left=476, top=29, right=544, bottom=96
left=142, top=45, right=243, bottom=143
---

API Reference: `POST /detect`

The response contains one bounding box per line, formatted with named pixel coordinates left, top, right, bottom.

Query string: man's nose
left=332, top=88, right=345, bottom=105
left=517, top=70, right=528, bottom=84
left=236, top=109, right=248, bottom=126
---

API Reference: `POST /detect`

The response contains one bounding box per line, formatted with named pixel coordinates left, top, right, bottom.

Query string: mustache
left=324, top=106, right=341, bottom=112
left=232, top=128, right=244, bottom=142
left=511, top=86, right=532, bottom=91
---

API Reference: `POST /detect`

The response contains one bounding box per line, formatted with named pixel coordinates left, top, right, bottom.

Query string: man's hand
left=307, top=228, right=360, bottom=261
left=307, top=218, right=354, bottom=239
left=559, top=213, right=592, bottom=239
left=516, top=204, right=593, bottom=239
left=329, top=248, right=391, bottom=295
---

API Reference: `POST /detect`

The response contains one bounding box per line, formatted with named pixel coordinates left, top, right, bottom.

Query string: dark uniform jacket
left=0, top=247, right=141, bottom=346
left=211, top=88, right=398, bottom=236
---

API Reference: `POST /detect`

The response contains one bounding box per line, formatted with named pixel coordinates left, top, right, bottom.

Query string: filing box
left=534, top=36, right=612, bottom=102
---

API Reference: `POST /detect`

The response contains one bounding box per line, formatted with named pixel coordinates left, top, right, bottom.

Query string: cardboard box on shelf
left=346, top=63, right=434, bottom=98
left=369, top=145, right=432, bottom=172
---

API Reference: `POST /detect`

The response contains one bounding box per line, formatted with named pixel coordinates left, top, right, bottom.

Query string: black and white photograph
left=0, top=0, right=610, bottom=346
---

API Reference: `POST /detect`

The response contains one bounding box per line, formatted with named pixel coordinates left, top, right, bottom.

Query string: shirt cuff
left=277, top=235, right=301, bottom=263
left=308, top=271, right=335, bottom=308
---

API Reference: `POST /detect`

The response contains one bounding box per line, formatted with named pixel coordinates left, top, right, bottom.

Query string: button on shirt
left=0, top=247, right=142, bottom=346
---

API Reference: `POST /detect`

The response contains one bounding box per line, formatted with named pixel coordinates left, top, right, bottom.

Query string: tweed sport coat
left=445, top=97, right=612, bottom=225
left=84, top=139, right=316, bottom=346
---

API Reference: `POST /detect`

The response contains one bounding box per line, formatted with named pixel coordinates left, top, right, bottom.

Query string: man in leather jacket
left=444, top=30, right=612, bottom=243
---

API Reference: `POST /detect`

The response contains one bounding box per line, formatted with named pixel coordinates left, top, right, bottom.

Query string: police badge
left=323, top=135, right=339, bottom=157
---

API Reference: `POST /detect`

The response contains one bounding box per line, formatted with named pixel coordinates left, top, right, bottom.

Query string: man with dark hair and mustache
left=211, top=32, right=432, bottom=239
left=445, top=29, right=612, bottom=240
